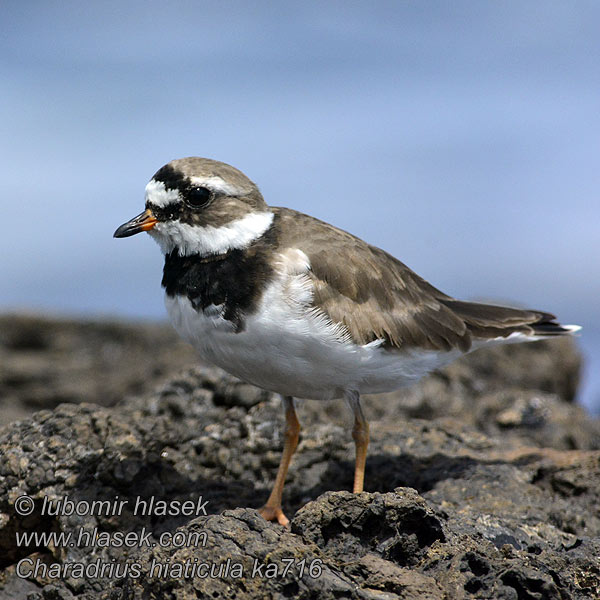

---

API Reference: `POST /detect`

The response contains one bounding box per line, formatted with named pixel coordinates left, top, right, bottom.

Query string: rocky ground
left=0, top=313, right=198, bottom=427
left=0, top=313, right=599, bottom=599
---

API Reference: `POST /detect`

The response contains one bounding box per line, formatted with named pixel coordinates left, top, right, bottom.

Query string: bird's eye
left=186, top=186, right=211, bottom=208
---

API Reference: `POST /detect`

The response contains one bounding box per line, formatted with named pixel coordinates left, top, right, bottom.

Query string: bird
left=114, top=157, right=580, bottom=526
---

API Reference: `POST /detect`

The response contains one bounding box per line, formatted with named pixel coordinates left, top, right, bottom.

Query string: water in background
left=1, top=2, right=598, bottom=412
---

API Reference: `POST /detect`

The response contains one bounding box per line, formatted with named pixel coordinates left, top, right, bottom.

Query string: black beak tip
left=113, top=223, right=135, bottom=238
left=113, top=221, right=142, bottom=238
left=113, top=210, right=156, bottom=239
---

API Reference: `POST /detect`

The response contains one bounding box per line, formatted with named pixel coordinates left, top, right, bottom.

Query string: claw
left=258, top=505, right=290, bottom=527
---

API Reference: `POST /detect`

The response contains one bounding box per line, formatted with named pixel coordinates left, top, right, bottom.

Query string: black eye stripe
left=146, top=186, right=213, bottom=221
left=146, top=203, right=180, bottom=221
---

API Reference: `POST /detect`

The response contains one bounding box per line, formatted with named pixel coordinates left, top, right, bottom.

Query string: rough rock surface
left=0, top=314, right=599, bottom=599
left=0, top=313, right=197, bottom=426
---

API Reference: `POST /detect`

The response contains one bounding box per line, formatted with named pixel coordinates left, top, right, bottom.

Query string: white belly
left=164, top=273, right=460, bottom=400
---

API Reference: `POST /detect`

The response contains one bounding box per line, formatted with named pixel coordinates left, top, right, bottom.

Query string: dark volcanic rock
left=0, top=314, right=599, bottom=599
left=1, top=314, right=595, bottom=449
left=0, top=313, right=197, bottom=426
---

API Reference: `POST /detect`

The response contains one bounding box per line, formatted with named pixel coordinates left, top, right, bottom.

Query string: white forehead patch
left=149, top=211, right=274, bottom=257
left=145, top=179, right=180, bottom=208
left=189, top=175, right=244, bottom=196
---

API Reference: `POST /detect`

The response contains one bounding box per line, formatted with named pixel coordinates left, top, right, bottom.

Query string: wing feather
left=271, top=207, right=571, bottom=351
left=273, top=208, right=471, bottom=352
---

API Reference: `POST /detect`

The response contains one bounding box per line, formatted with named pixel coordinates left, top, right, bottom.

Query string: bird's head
left=113, top=157, right=273, bottom=257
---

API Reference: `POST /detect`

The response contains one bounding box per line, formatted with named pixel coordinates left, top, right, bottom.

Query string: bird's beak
left=113, top=208, right=158, bottom=238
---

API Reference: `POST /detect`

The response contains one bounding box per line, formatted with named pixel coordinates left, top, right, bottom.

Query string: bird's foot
left=258, top=504, right=290, bottom=527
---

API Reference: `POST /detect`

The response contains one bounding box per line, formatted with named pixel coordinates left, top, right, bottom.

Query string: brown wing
left=272, top=207, right=563, bottom=352
left=273, top=207, right=471, bottom=352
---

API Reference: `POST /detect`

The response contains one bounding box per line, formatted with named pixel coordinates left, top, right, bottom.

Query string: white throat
left=149, top=211, right=274, bottom=256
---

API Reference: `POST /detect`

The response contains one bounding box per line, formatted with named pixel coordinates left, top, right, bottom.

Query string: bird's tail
left=439, top=299, right=581, bottom=342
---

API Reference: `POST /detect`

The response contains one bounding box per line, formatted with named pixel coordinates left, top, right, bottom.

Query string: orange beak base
left=113, top=209, right=158, bottom=238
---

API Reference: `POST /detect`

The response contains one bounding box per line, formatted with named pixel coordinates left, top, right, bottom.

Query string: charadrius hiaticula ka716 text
left=114, top=157, right=580, bottom=526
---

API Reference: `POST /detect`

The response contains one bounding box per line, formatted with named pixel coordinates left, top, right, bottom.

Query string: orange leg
left=258, top=396, right=300, bottom=526
left=346, top=391, right=369, bottom=493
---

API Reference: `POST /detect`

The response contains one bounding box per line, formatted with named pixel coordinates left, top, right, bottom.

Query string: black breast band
left=161, top=220, right=278, bottom=331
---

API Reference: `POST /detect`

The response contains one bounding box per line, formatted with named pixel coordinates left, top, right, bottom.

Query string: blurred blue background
left=1, top=1, right=598, bottom=413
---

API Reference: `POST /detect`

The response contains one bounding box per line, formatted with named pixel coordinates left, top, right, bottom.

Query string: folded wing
left=273, top=208, right=573, bottom=353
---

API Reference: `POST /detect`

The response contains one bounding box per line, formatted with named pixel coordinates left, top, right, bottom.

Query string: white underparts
left=164, top=248, right=460, bottom=400
left=149, top=211, right=275, bottom=256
